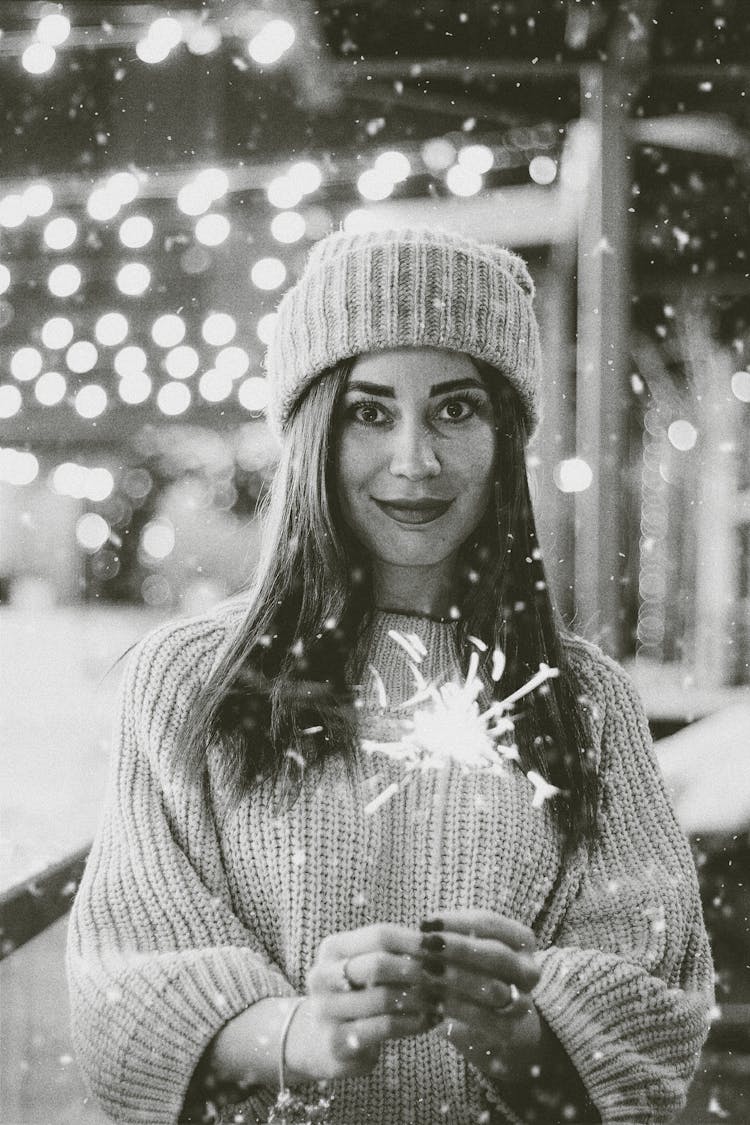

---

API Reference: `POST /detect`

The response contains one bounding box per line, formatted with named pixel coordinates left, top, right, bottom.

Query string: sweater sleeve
left=66, top=617, right=296, bottom=1125
left=530, top=656, right=714, bottom=1125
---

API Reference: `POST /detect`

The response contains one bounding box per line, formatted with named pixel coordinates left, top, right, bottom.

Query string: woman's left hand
left=418, top=909, right=543, bottom=1083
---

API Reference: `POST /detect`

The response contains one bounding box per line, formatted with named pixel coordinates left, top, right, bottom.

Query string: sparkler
left=361, top=630, right=561, bottom=812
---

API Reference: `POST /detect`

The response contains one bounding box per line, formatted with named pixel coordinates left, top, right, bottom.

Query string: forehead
left=347, top=347, right=482, bottom=393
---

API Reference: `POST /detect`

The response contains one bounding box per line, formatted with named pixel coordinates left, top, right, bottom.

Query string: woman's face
left=334, top=347, right=496, bottom=577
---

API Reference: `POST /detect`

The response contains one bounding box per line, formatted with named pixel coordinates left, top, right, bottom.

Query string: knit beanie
left=264, top=225, right=542, bottom=438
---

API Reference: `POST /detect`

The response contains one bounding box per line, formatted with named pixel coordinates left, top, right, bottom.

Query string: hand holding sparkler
left=415, top=909, right=544, bottom=1084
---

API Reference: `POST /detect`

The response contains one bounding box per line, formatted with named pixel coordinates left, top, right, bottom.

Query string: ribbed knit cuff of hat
left=264, top=226, right=542, bottom=439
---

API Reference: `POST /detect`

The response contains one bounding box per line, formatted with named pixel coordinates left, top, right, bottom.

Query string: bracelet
left=267, top=997, right=332, bottom=1125
left=278, top=996, right=305, bottom=1093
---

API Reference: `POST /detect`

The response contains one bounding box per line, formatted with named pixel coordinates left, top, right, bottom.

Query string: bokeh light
left=22, top=43, right=56, bottom=75
left=165, top=345, right=199, bottom=379
left=289, top=161, right=322, bottom=195
left=266, top=176, right=303, bottom=210
left=0, top=195, right=27, bottom=228
left=119, top=215, right=154, bottom=248
left=116, top=263, right=151, bottom=296
left=250, top=257, right=286, bottom=290
left=107, top=172, right=139, bottom=207
left=270, top=211, right=306, bottom=243
left=201, top=313, right=236, bottom=347
left=374, top=150, right=411, bottom=183
left=42, top=316, right=74, bottom=349
left=667, top=419, right=698, bottom=451
left=35, top=371, right=67, bottom=406
left=248, top=19, right=295, bottom=65
left=215, top=346, right=250, bottom=378
left=177, top=182, right=211, bottom=216
left=11, top=347, right=43, bottom=382
left=44, top=216, right=78, bottom=250
left=421, top=137, right=456, bottom=172
left=76, top=513, right=110, bottom=552
left=95, top=312, right=129, bottom=346
left=528, top=155, right=558, bottom=185
left=238, top=376, right=269, bottom=412
left=37, top=13, right=71, bottom=46
left=553, top=457, right=593, bottom=493
left=87, top=187, right=121, bottom=222
left=0, top=385, right=22, bottom=418
left=0, top=265, right=11, bottom=294
left=157, top=381, right=191, bottom=415
left=195, top=213, right=230, bottom=246
left=256, top=312, right=278, bottom=345
left=186, top=23, right=222, bottom=55
left=0, top=449, right=39, bottom=486
left=446, top=165, right=482, bottom=197
left=730, top=370, right=750, bottom=402
left=357, top=169, right=394, bottom=202
left=114, top=346, right=147, bottom=376
left=199, top=369, right=233, bottom=402
left=458, top=144, right=494, bottom=175
left=22, top=183, right=54, bottom=217
left=75, top=384, right=108, bottom=418
left=118, top=371, right=152, bottom=404
left=152, top=313, right=186, bottom=347
left=66, top=341, right=98, bottom=374
left=48, top=263, right=82, bottom=297
left=196, top=168, right=229, bottom=200
left=87, top=468, right=115, bottom=502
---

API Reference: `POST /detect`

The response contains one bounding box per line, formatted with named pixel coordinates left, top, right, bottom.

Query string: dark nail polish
left=421, top=933, right=446, bottom=953
left=420, top=918, right=444, bottom=933
left=423, top=955, right=445, bottom=976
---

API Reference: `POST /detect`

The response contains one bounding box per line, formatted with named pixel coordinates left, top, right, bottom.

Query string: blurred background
left=0, top=1, right=748, bottom=1121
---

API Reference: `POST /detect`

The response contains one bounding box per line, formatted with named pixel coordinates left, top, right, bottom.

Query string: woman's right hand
left=285, top=923, right=440, bottom=1081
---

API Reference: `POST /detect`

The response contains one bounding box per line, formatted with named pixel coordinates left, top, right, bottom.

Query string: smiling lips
left=374, top=497, right=453, bottom=525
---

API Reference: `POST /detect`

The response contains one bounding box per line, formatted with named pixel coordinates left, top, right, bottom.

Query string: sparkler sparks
left=361, top=630, right=560, bottom=813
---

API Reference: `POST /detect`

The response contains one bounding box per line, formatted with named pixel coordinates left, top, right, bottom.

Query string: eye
left=435, top=392, right=486, bottom=423
left=345, top=399, right=389, bottom=426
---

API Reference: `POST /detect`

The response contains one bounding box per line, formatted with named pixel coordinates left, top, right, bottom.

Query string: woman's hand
left=418, top=909, right=544, bottom=1084
left=286, top=923, right=442, bottom=1082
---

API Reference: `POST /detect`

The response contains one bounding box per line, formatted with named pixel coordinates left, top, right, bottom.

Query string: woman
left=67, top=226, right=714, bottom=1125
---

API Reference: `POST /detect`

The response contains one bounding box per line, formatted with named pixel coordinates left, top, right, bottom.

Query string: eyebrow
left=345, top=377, right=486, bottom=398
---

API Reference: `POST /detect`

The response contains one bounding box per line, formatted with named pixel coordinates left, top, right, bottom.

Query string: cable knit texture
left=263, top=226, right=542, bottom=438
left=67, top=603, right=713, bottom=1125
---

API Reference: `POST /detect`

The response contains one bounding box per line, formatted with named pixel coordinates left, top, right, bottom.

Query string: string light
left=357, top=169, right=393, bottom=202
left=177, top=182, right=211, bottom=217
left=42, top=317, right=74, bottom=349
left=288, top=161, right=322, bottom=195
left=87, top=187, right=121, bottom=222
left=87, top=468, right=115, bottom=502
left=196, top=168, right=229, bottom=200
left=95, top=312, right=129, bottom=346
left=52, top=462, right=88, bottom=498
left=528, top=155, right=558, bottom=185
left=553, top=457, right=593, bottom=493
left=374, top=150, right=411, bottom=183
left=730, top=371, right=750, bottom=403
left=266, top=176, right=303, bottom=210
left=0, top=265, right=11, bottom=294
left=457, top=144, right=494, bottom=175
left=151, top=314, right=186, bottom=347
left=186, top=23, right=221, bottom=55
left=141, top=518, right=175, bottom=559
left=421, top=137, right=456, bottom=172
left=445, top=165, right=482, bottom=197
left=667, top=420, right=698, bottom=451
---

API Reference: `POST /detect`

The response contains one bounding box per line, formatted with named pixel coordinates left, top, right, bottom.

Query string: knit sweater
left=66, top=601, right=714, bottom=1125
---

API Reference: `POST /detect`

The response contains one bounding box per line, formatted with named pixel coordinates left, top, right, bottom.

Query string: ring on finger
left=496, top=982, right=520, bottom=1013
left=341, top=957, right=365, bottom=992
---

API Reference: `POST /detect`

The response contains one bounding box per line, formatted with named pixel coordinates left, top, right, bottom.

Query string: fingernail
left=420, top=918, right=444, bottom=933
left=421, top=934, right=446, bottom=953
left=423, top=955, right=445, bottom=977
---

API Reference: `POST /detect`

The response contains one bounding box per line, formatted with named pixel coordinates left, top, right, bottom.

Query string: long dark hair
left=184, top=357, right=599, bottom=856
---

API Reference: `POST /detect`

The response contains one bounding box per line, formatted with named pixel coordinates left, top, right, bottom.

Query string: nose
left=388, top=420, right=440, bottom=481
